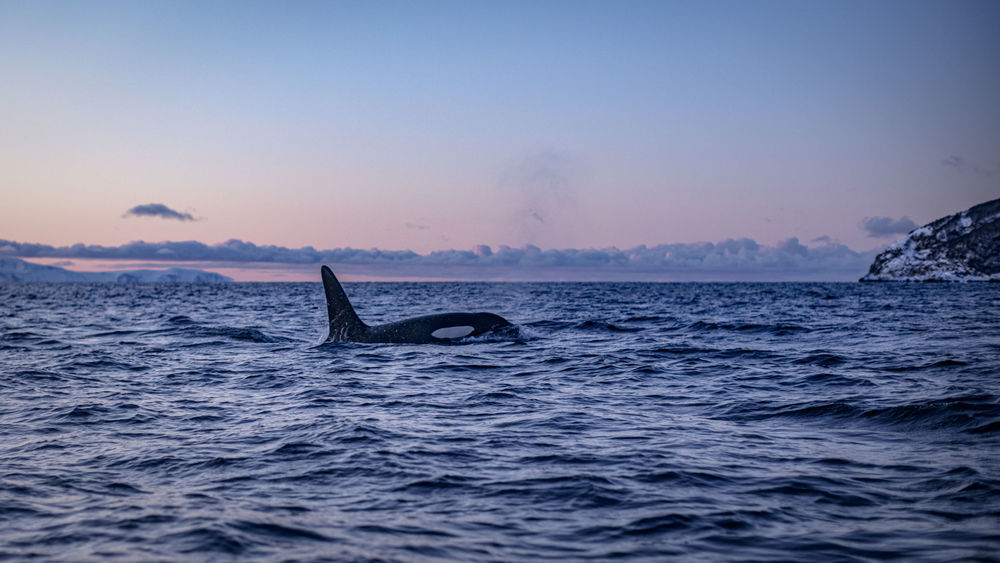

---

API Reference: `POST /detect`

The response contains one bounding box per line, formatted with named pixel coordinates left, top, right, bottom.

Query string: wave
left=792, top=353, right=849, bottom=366
left=163, top=526, right=249, bottom=555
left=575, top=320, right=642, bottom=332
left=154, top=316, right=291, bottom=343
left=195, top=326, right=286, bottom=343
left=686, top=321, right=812, bottom=334
left=884, top=359, right=969, bottom=372
left=720, top=395, right=1000, bottom=433
left=231, top=520, right=332, bottom=542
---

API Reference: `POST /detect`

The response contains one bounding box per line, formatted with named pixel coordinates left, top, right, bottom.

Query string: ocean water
left=1, top=281, right=998, bottom=561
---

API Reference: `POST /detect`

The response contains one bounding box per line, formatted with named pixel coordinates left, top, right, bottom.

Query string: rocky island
left=861, top=198, right=1000, bottom=282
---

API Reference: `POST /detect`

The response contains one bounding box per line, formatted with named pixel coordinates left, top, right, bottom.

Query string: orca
left=320, top=265, right=511, bottom=343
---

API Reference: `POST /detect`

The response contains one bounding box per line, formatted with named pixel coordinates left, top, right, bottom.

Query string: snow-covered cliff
left=860, top=198, right=1000, bottom=282
left=0, top=258, right=232, bottom=282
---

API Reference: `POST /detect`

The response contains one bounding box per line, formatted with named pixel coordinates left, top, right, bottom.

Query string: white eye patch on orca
left=431, top=326, right=475, bottom=339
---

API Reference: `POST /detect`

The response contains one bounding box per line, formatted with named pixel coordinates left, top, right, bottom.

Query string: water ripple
left=0, top=281, right=997, bottom=560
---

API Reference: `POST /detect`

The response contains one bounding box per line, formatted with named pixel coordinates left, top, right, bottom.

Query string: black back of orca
left=321, top=265, right=510, bottom=343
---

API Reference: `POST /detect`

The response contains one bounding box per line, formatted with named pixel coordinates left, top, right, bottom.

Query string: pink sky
left=2, top=2, right=998, bottom=280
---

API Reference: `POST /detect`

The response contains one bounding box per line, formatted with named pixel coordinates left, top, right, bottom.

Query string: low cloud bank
left=124, top=203, right=196, bottom=221
left=0, top=237, right=876, bottom=280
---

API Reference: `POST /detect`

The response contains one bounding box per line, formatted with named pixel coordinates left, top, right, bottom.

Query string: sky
left=1, top=0, right=998, bottom=280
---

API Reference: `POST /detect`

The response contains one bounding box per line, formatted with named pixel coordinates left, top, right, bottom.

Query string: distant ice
left=0, top=258, right=231, bottom=282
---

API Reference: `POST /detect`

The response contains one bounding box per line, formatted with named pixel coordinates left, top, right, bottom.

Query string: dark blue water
left=1, top=281, right=998, bottom=561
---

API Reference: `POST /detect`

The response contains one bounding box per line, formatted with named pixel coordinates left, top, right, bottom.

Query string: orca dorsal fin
left=321, top=266, right=367, bottom=341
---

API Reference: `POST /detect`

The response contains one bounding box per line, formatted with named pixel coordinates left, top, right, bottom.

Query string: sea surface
left=1, top=281, right=998, bottom=561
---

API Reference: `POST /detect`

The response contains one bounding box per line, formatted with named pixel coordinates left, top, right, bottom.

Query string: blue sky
left=1, top=0, right=997, bottom=279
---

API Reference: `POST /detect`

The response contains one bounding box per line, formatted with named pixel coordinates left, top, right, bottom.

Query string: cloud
left=860, top=216, right=918, bottom=238
left=942, top=155, right=994, bottom=177
left=124, top=203, right=196, bottom=221
left=0, top=237, right=877, bottom=280
left=942, top=155, right=964, bottom=169
left=0, top=239, right=418, bottom=264
left=499, top=150, right=584, bottom=244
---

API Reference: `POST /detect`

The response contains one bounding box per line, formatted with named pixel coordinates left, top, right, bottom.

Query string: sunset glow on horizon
left=2, top=0, right=998, bottom=280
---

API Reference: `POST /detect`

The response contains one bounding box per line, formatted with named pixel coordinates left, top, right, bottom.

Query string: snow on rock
left=860, top=198, right=1000, bottom=282
left=0, top=258, right=232, bottom=282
